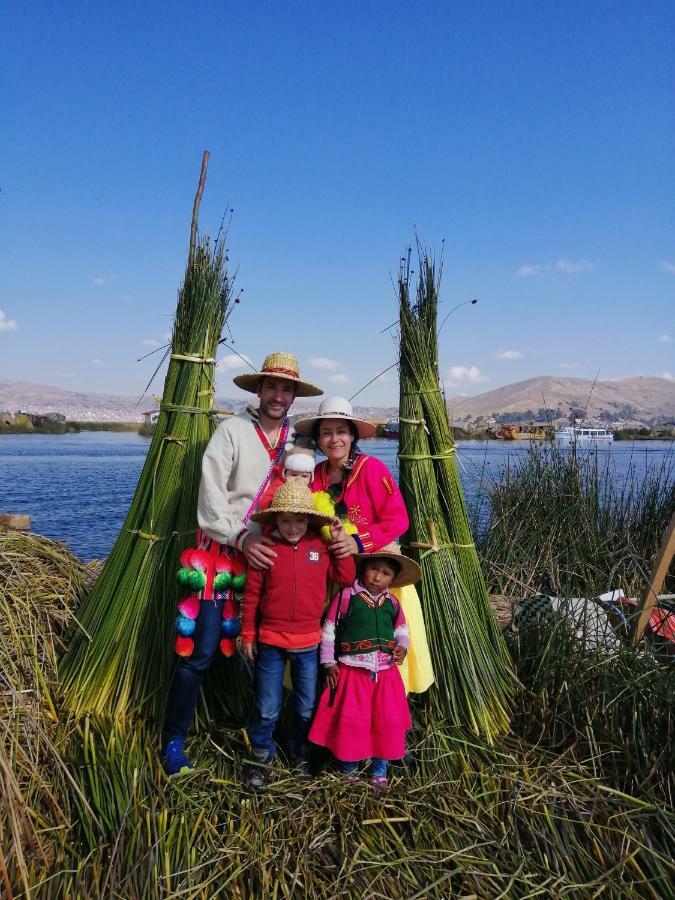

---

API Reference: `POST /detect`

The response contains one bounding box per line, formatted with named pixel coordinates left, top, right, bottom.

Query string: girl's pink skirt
left=309, top=663, right=411, bottom=761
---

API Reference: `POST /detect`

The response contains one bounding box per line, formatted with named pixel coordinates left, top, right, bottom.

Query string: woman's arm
left=357, top=456, right=410, bottom=551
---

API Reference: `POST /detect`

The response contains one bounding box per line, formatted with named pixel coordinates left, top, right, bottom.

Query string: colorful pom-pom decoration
left=179, top=549, right=195, bottom=568
left=221, top=617, right=241, bottom=639
left=213, top=570, right=232, bottom=592
left=187, top=570, right=207, bottom=590
left=176, top=614, right=196, bottom=637
left=215, top=554, right=233, bottom=574
left=176, top=567, right=194, bottom=588
left=187, top=548, right=212, bottom=572
left=175, top=635, right=194, bottom=657
left=232, top=572, right=246, bottom=592
left=177, top=596, right=200, bottom=619
left=220, top=637, right=236, bottom=657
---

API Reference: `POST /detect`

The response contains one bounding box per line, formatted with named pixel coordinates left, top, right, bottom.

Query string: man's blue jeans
left=248, top=643, right=318, bottom=761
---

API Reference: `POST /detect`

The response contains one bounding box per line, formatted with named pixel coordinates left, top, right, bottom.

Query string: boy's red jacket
left=242, top=532, right=355, bottom=640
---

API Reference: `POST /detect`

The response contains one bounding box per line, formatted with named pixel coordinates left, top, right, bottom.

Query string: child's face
left=283, top=469, right=312, bottom=486
left=361, top=560, right=397, bottom=594
left=276, top=512, right=309, bottom=544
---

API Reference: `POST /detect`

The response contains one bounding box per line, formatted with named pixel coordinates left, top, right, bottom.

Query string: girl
left=308, top=544, right=420, bottom=793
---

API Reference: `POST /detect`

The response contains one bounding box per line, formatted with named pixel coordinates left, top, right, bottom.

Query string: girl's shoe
left=370, top=775, right=389, bottom=794
left=342, top=771, right=360, bottom=784
left=162, top=739, right=194, bottom=776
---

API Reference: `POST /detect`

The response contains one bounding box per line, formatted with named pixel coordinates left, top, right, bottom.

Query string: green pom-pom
left=177, top=567, right=194, bottom=588
left=214, top=571, right=233, bottom=591
left=187, top=570, right=207, bottom=590
left=232, top=572, right=246, bottom=591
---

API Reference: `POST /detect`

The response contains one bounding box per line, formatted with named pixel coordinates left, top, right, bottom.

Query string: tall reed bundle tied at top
left=61, top=158, right=233, bottom=720
left=397, top=247, right=515, bottom=741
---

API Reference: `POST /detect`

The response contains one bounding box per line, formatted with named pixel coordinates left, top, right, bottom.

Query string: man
left=162, top=352, right=323, bottom=775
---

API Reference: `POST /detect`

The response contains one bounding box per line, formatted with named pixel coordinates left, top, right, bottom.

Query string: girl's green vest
left=338, top=591, right=397, bottom=656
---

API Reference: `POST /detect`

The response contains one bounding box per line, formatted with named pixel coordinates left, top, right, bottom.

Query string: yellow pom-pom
left=312, top=491, right=336, bottom=516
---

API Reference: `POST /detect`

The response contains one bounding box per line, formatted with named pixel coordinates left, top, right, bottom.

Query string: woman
left=294, top=397, right=434, bottom=694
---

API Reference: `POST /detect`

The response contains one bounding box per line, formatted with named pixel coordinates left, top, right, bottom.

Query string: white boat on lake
left=554, top=425, right=614, bottom=449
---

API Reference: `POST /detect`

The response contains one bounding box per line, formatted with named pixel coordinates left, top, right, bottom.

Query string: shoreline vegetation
left=2, top=445, right=673, bottom=896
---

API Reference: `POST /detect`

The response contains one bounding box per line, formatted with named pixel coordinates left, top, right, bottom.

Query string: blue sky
left=2, top=0, right=673, bottom=405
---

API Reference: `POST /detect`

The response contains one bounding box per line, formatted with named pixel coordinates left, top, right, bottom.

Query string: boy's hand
left=393, top=645, right=407, bottom=665
left=242, top=640, right=257, bottom=661
left=324, top=664, right=339, bottom=689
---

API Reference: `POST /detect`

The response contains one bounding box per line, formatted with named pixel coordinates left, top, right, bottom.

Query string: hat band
left=261, top=365, right=300, bottom=379
left=322, top=410, right=351, bottom=417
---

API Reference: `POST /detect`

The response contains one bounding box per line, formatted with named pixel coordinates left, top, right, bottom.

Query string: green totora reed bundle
left=60, top=230, right=233, bottom=720
left=397, top=247, right=515, bottom=741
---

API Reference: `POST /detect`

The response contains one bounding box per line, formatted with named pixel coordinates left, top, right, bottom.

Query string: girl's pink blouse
left=311, top=454, right=409, bottom=551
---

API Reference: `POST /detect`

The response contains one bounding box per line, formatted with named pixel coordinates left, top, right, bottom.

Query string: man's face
left=257, top=377, right=296, bottom=421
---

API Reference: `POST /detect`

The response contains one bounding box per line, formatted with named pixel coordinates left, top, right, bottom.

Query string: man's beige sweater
left=197, top=408, right=286, bottom=548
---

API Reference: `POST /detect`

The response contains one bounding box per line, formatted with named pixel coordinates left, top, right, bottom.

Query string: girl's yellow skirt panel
left=391, top=583, right=435, bottom=694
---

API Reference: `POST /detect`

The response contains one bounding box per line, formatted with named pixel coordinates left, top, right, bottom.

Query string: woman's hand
left=393, top=645, right=407, bottom=665
left=242, top=640, right=257, bottom=661
left=324, top=664, right=339, bottom=689
left=328, top=527, right=359, bottom=559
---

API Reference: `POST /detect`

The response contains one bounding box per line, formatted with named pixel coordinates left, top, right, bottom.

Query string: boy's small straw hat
left=250, top=479, right=334, bottom=525
left=357, top=542, right=421, bottom=588
left=233, top=352, right=323, bottom=397
left=294, top=397, right=376, bottom=439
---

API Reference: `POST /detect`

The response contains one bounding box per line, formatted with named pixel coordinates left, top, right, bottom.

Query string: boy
left=241, top=479, right=355, bottom=791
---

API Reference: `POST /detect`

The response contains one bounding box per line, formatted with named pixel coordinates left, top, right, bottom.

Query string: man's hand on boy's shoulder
left=241, top=533, right=278, bottom=569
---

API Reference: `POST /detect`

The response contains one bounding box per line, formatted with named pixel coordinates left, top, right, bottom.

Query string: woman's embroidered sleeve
left=358, top=457, right=410, bottom=550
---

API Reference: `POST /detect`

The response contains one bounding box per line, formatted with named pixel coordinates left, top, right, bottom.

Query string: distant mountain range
left=1, top=375, right=673, bottom=425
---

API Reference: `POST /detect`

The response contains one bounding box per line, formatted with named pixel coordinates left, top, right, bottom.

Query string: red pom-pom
left=179, top=549, right=195, bottom=568
left=178, top=596, right=200, bottom=619
left=215, top=554, right=233, bottom=574
left=175, top=636, right=194, bottom=657
left=220, top=637, right=236, bottom=657
left=223, top=596, right=240, bottom=619
left=189, top=549, right=212, bottom=572
left=232, top=555, right=246, bottom=576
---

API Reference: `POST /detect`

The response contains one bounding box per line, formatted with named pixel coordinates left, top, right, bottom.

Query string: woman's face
left=317, top=419, right=355, bottom=462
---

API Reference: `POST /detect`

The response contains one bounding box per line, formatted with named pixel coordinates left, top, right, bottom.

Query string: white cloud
left=328, top=373, right=350, bottom=384
left=92, top=358, right=104, bottom=366
left=142, top=339, right=160, bottom=347
left=658, top=334, right=672, bottom=343
left=661, top=371, right=673, bottom=380
left=0, top=310, right=18, bottom=332
left=660, top=260, right=675, bottom=275
left=561, top=362, right=580, bottom=369
left=217, top=353, right=252, bottom=371
left=92, top=276, right=110, bottom=286
left=308, top=356, right=342, bottom=371
left=517, top=264, right=541, bottom=278
left=556, top=258, right=594, bottom=274
left=496, top=349, right=523, bottom=361
left=445, top=365, right=488, bottom=387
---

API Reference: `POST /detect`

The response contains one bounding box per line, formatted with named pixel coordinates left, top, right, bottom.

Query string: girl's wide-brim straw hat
left=250, top=479, right=334, bottom=525
left=356, top=542, right=421, bottom=588
left=294, top=397, right=376, bottom=439
left=232, top=352, right=323, bottom=397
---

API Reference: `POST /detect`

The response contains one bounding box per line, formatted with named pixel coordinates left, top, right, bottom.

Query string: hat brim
left=356, top=550, right=421, bottom=588
left=232, top=373, right=323, bottom=397
left=250, top=506, right=334, bottom=526
left=293, top=413, right=376, bottom=439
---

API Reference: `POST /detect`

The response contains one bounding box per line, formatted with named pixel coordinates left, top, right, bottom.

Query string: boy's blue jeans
left=248, top=643, right=318, bottom=761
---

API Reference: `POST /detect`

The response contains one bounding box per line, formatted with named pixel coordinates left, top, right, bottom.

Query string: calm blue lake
left=0, top=431, right=672, bottom=561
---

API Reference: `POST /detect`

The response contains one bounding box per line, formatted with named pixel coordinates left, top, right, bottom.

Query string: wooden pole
left=631, top=511, right=675, bottom=646
left=189, top=150, right=210, bottom=263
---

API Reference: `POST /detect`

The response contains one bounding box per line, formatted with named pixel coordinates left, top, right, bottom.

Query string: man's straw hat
left=293, top=396, right=376, bottom=439
left=250, top=479, right=334, bottom=525
left=233, top=352, right=323, bottom=397
left=356, top=542, right=421, bottom=588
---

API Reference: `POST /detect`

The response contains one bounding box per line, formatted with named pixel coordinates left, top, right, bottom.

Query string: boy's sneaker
left=293, top=757, right=313, bottom=780
left=162, top=739, right=193, bottom=776
left=243, top=763, right=271, bottom=793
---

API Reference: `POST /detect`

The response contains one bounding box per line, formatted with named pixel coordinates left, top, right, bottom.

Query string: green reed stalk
left=397, top=246, right=515, bottom=741
left=60, top=236, right=231, bottom=719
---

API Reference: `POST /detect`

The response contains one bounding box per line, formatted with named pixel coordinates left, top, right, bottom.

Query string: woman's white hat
left=294, top=397, right=376, bottom=440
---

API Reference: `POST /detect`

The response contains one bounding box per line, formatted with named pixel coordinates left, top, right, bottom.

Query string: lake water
left=1, top=432, right=672, bottom=561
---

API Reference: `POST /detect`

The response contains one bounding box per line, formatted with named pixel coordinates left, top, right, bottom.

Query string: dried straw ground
left=2, top=530, right=673, bottom=898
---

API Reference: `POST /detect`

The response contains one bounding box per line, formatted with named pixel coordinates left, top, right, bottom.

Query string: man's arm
left=197, top=423, right=243, bottom=546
